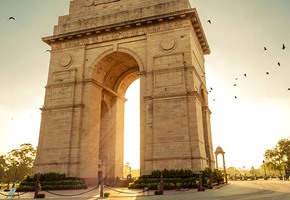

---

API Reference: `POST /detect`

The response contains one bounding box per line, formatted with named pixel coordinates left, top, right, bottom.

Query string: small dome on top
left=215, top=146, right=225, bottom=154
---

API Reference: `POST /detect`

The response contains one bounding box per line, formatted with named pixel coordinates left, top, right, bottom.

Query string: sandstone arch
left=34, top=0, right=215, bottom=186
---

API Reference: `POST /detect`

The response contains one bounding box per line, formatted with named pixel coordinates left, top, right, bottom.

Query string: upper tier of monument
left=45, top=0, right=210, bottom=54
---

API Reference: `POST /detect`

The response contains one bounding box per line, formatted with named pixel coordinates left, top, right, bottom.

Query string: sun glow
left=124, top=79, right=140, bottom=170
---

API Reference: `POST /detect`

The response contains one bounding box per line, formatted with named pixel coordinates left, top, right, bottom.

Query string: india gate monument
left=34, top=0, right=215, bottom=185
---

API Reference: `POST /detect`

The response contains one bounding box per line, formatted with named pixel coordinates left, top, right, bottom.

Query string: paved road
left=112, top=181, right=290, bottom=200
left=1, top=180, right=290, bottom=200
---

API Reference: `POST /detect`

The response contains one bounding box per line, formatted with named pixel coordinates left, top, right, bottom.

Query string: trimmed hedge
left=129, top=177, right=198, bottom=190
left=129, top=169, right=199, bottom=190
left=36, top=193, right=45, bottom=198
left=128, top=168, right=223, bottom=190
left=17, top=173, right=87, bottom=192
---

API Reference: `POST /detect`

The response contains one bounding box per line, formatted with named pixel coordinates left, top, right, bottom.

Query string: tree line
left=0, top=138, right=289, bottom=184
left=264, top=137, right=290, bottom=177
left=0, top=143, right=36, bottom=184
left=225, top=137, right=290, bottom=179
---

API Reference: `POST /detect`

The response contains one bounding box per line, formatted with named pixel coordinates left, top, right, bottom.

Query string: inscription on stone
left=52, top=71, right=70, bottom=83
left=53, top=21, right=185, bottom=50
left=51, top=86, right=73, bottom=100
left=52, top=70, right=76, bottom=83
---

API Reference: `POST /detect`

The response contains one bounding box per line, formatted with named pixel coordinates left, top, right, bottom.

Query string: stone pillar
left=215, top=154, right=219, bottom=169
left=139, top=73, right=147, bottom=175
left=214, top=146, right=227, bottom=183
left=202, top=106, right=215, bottom=168
left=79, top=82, right=103, bottom=186
left=222, top=153, right=227, bottom=183
left=108, top=96, right=125, bottom=184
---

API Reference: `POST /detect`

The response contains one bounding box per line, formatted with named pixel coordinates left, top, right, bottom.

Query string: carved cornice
left=43, top=9, right=210, bottom=54
left=202, top=106, right=212, bottom=115
left=144, top=90, right=205, bottom=101
left=145, top=156, right=208, bottom=162
left=41, top=103, right=85, bottom=111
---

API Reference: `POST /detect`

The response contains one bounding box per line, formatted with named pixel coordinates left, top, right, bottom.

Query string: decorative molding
left=43, top=9, right=210, bottom=54
left=143, top=90, right=204, bottom=101
left=145, top=156, right=208, bottom=162
left=160, top=37, right=176, bottom=51
left=59, top=53, right=73, bottom=68
left=84, top=0, right=120, bottom=7
left=41, top=103, right=85, bottom=111
left=50, top=20, right=185, bottom=50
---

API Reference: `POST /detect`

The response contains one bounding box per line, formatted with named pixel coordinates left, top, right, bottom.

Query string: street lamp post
left=263, top=160, right=266, bottom=178
left=243, top=166, right=245, bottom=180
left=13, top=162, right=19, bottom=188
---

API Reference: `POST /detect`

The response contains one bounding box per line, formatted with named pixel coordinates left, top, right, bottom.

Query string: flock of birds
left=206, top=19, right=290, bottom=102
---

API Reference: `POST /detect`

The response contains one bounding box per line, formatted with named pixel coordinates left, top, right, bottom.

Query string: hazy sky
left=1, top=0, right=290, bottom=170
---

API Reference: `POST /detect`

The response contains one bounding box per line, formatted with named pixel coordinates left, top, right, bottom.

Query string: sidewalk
left=0, top=184, right=225, bottom=200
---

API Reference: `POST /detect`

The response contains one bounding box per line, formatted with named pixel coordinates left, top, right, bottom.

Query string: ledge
left=43, top=9, right=210, bottom=55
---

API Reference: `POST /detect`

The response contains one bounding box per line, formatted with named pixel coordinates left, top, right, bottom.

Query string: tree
left=123, top=162, right=132, bottom=178
left=0, top=155, right=8, bottom=181
left=2, top=143, right=36, bottom=182
left=263, top=137, right=290, bottom=176
left=226, top=166, right=241, bottom=178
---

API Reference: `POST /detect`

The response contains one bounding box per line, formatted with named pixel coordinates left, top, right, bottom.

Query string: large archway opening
left=93, top=51, right=140, bottom=184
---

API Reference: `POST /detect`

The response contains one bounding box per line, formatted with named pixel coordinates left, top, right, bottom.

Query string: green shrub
left=18, top=172, right=87, bottom=192
left=175, top=182, right=182, bottom=190
left=36, top=193, right=45, bottom=198
left=207, top=185, right=213, bottom=189
left=154, top=190, right=163, bottom=195
left=104, top=192, right=110, bottom=197
left=197, top=187, right=206, bottom=191
left=128, top=168, right=219, bottom=190
left=164, top=182, right=175, bottom=190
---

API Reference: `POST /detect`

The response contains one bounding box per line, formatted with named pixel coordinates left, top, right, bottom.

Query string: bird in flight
left=233, top=84, right=237, bottom=86
left=266, top=72, right=269, bottom=75
left=264, top=47, right=267, bottom=51
left=278, top=62, right=281, bottom=66
left=8, top=17, right=15, bottom=20
left=282, top=44, right=286, bottom=50
left=288, top=88, right=290, bottom=91
left=207, top=20, right=211, bottom=24
left=235, top=96, right=237, bottom=99
left=46, top=49, right=51, bottom=52
left=244, top=74, right=247, bottom=77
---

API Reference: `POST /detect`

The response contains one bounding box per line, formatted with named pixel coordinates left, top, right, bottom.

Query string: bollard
left=34, top=173, right=41, bottom=199
left=198, top=173, right=203, bottom=191
left=159, top=172, right=164, bottom=194
left=99, top=171, right=103, bottom=197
